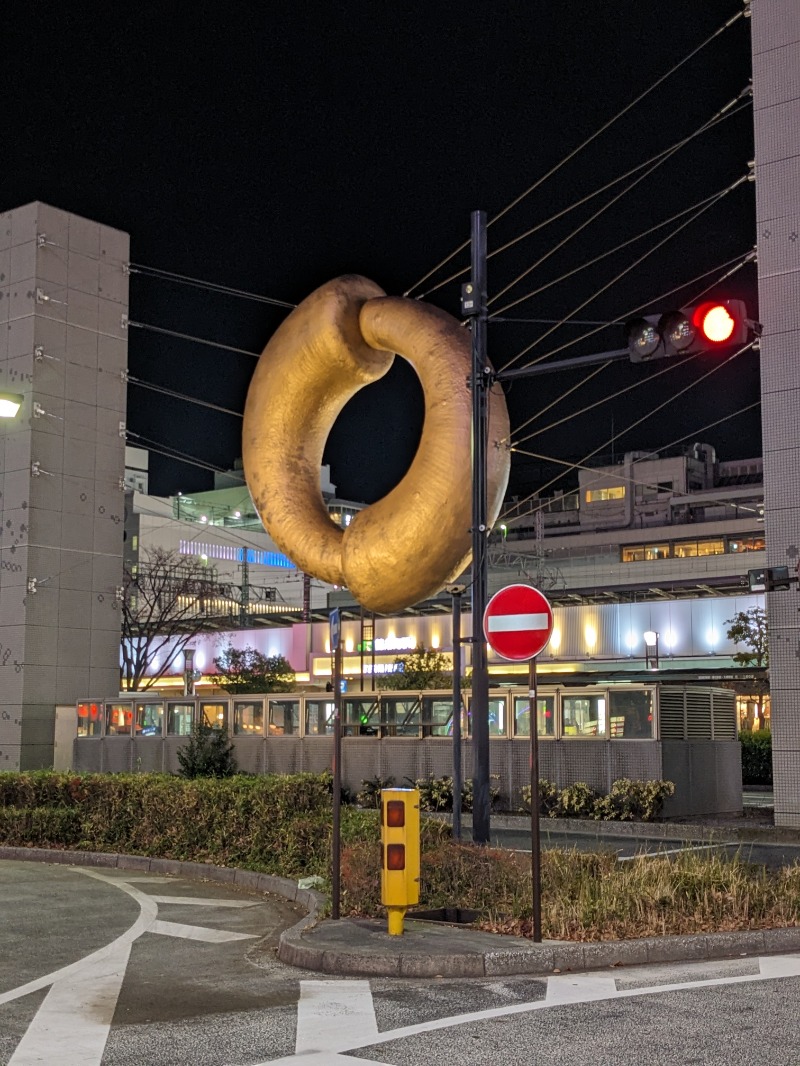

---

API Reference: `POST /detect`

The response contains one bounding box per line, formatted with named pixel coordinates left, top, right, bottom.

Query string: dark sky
left=6, top=2, right=757, bottom=504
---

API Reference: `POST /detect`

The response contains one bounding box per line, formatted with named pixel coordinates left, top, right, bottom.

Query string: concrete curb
left=276, top=918, right=800, bottom=979
left=4, top=846, right=800, bottom=979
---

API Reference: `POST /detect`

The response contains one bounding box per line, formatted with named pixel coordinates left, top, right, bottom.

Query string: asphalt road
left=4, top=859, right=800, bottom=1065
left=491, top=826, right=800, bottom=869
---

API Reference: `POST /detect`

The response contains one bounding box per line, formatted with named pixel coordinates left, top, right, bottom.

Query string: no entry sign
left=483, top=584, right=554, bottom=662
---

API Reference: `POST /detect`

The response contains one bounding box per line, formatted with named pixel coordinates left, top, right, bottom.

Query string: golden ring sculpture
left=242, top=275, right=510, bottom=614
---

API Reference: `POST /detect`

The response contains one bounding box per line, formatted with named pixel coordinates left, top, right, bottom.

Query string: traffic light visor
left=627, top=317, right=661, bottom=358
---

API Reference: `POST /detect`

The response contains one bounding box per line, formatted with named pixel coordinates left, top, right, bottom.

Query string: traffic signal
left=380, top=787, right=420, bottom=935
left=627, top=299, right=749, bottom=363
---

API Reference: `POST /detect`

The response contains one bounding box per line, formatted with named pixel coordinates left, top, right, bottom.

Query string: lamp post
left=644, top=631, right=660, bottom=671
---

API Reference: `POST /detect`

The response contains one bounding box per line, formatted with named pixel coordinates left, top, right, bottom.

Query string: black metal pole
left=529, top=657, right=542, bottom=942
left=332, top=642, right=342, bottom=919
left=451, top=587, right=463, bottom=841
left=469, top=209, right=491, bottom=845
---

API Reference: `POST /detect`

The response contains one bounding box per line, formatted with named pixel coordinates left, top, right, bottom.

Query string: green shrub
left=412, top=774, right=500, bottom=813
left=177, top=723, right=237, bottom=778
left=592, top=779, right=675, bottom=821
left=0, top=806, right=82, bottom=846
left=355, top=776, right=394, bottom=809
left=520, top=779, right=560, bottom=816
left=556, top=782, right=599, bottom=818
left=521, top=778, right=674, bottom=821
left=740, top=730, right=772, bottom=787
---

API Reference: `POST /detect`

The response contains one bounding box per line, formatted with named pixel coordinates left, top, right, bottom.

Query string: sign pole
left=451, top=586, right=463, bottom=841
left=331, top=611, right=343, bottom=920
left=529, top=656, right=542, bottom=943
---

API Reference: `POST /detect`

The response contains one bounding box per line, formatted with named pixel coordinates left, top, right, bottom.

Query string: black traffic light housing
left=627, top=299, right=750, bottom=363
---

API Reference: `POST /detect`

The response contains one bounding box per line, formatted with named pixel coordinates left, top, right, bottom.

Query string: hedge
left=740, top=730, right=772, bottom=787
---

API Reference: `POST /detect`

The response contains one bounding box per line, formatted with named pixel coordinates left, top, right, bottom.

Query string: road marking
left=546, top=973, right=617, bottom=1003
left=8, top=942, right=132, bottom=1066
left=296, top=980, right=379, bottom=1054
left=341, top=954, right=800, bottom=1053
left=149, top=894, right=260, bottom=907
left=617, top=842, right=734, bottom=862
left=150, top=919, right=258, bottom=942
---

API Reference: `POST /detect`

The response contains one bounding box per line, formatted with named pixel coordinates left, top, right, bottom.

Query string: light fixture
left=643, top=631, right=659, bottom=670
left=0, top=392, right=24, bottom=418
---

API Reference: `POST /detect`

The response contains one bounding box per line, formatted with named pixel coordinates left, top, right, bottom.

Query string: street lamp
left=643, top=631, right=660, bottom=671
left=0, top=392, right=24, bottom=418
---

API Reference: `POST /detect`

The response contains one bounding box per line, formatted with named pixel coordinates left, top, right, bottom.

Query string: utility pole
left=464, top=209, right=492, bottom=845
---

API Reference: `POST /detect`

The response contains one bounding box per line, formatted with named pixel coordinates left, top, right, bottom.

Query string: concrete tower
left=0, top=202, right=129, bottom=769
left=751, top=3, right=800, bottom=825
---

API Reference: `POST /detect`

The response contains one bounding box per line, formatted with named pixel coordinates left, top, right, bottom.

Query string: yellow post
left=380, top=787, right=420, bottom=936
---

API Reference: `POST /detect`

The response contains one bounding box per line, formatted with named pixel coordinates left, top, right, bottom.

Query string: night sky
left=5, top=2, right=757, bottom=507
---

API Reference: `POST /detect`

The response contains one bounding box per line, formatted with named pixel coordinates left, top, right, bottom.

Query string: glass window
left=609, top=690, right=654, bottom=739
left=200, top=702, right=227, bottom=731
left=305, top=700, right=336, bottom=735
left=729, top=536, right=765, bottom=553
left=167, top=702, right=194, bottom=736
left=585, top=486, right=625, bottom=503
left=134, top=701, right=164, bottom=736
left=234, top=699, right=264, bottom=736
left=381, top=697, right=421, bottom=737
left=514, top=694, right=555, bottom=737
left=696, top=539, right=725, bottom=557
left=561, top=693, right=607, bottom=738
left=466, top=697, right=507, bottom=737
left=343, top=698, right=379, bottom=736
left=644, top=544, right=669, bottom=560
left=77, top=701, right=102, bottom=737
left=673, top=541, right=698, bottom=558
left=269, top=699, right=300, bottom=736
left=106, top=701, right=133, bottom=736
left=621, top=546, right=645, bottom=562
left=422, top=696, right=456, bottom=737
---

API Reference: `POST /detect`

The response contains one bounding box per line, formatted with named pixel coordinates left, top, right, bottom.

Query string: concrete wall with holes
left=0, top=202, right=129, bottom=769
left=751, top=5, right=800, bottom=826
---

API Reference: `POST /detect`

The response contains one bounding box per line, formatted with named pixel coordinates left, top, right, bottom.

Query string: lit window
left=585, top=486, right=625, bottom=503
left=696, top=539, right=725, bottom=557
left=644, top=544, right=669, bottom=561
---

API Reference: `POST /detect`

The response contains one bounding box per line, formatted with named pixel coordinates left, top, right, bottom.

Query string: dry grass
left=341, top=834, right=800, bottom=941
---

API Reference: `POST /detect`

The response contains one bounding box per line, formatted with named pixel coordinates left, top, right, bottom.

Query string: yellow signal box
left=380, top=787, right=420, bottom=936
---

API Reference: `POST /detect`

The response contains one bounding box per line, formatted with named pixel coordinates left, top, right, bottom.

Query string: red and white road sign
left=483, top=583, right=554, bottom=662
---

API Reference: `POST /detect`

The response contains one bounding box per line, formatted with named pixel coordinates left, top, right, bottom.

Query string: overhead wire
left=500, top=172, right=750, bottom=374
left=490, top=181, right=742, bottom=321
left=503, top=339, right=755, bottom=524
left=127, top=375, right=244, bottom=418
left=128, top=264, right=296, bottom=309
left=404, top=8, right=745, bottom=298
left=413, top=99, right=750, bottom=301
left=127, top=320, right=262, bottom=359
left=500, top=245, right=754, bottom=390
left=510, top=404, right=764, bottom=521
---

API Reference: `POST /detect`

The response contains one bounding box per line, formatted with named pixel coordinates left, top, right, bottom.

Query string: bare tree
left=120, top=547, right=220, bottom=691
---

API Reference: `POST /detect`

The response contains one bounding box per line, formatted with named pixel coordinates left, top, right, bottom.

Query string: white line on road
left=339, top=953, right=800, bottom=1053
left=296, top=980, right=380, bottom=1054
left=8, top=941, right=132, bottom=1066
left=149, top=919, right=258, bottom=942
left=148, top=894, right=260, bottom=907
left=545, top=973, right=617, bottom=1003
left=617, top=842, right=735, bottom=862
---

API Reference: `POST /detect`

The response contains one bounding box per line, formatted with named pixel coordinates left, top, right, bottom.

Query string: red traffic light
left=693, top=301, right=737, bottom=344
left=627, top=299, right=749, bottom=362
